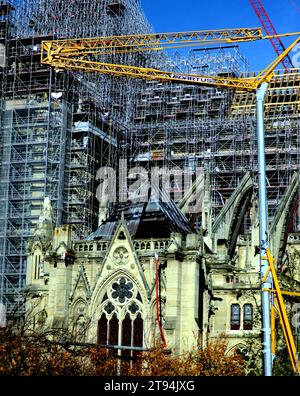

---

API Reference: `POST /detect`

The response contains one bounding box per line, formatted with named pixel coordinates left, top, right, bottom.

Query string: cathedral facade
left=25, top=172, right=300, bottom=355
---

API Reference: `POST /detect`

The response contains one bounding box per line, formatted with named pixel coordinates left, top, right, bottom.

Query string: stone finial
left=33, top=197, right=54, bottom=245
left=121, top=210, right=125, bottom=223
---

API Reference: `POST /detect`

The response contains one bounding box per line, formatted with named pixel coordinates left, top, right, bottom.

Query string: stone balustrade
left=73, top=239, right=170, bottom=255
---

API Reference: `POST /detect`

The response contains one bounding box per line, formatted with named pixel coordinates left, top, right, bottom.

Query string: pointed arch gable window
left=243, top=304, right=253, bottom=330
left=121, top=313, right=132, bottom=359
left=98, top=313, right=108, bottom=345
left=230, top=304, right=241, bottom=330
left=133, top=313, right=143, bottom=348
left=97, top=276, right=144, bottom=358
left=109, top=313, right=119, bottom=346
left=34, top=254, right=41, bottom=280
left=34, top=255, right=38, bottom=279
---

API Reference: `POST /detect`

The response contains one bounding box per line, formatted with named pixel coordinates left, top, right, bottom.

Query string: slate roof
left=87, top=194, right=194, bottom=240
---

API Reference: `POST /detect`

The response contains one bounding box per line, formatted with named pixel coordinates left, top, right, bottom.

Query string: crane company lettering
left=170, top=74, right=215, bottom=84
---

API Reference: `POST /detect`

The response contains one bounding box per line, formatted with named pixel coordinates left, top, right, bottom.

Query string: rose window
left=111, top=277, right=133, bottom=304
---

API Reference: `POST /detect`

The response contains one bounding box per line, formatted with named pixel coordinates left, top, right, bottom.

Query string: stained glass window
left=243, top=304, right=253, bottom=330
left=97, top=313, right=108, bottom=345
left=121, top=313, right=132, bottom=359
left=128, top=302, right=139, bottom=314
left=109, top=313, right=119, bottom=346
left=98, top=276, right=144, bottom=361
left=231, top=304, right=241, bottom=330
left=104, top=302, right=115, bottom=314
left=112, top=277, right=133, bottom=303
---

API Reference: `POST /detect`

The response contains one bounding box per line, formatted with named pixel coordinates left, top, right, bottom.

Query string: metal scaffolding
left=0, top=0, right=300, bottom=312
left=0, top=0, right=151, bottom=311
left=130, top=47, right=300, bottom=226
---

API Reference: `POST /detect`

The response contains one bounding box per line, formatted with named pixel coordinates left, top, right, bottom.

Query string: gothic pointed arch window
left=243, top=303, right=253, bottom=330
left=230, top=304, right=241, bottom=330
left=97, top=276, right=144, bottom=357
left=98, top=313, right=108, bottom=345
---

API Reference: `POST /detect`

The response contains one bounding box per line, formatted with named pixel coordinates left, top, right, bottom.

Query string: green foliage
left=236, top=342, right=263, bottom=376
left=272, top=346, right=294, bottom=377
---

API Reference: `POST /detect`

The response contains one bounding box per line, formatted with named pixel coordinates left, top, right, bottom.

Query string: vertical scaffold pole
left=256, top=81, right=273, bottom=376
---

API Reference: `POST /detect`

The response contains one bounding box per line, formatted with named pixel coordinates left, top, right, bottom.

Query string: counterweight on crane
left=41, top=27, right=300, bottom=376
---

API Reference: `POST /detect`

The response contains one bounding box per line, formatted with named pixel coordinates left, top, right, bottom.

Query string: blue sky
left=141, top=0, right=300, bottom=71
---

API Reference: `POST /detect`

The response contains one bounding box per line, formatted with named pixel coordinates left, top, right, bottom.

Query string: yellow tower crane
left=42, top=27, right=299, bottom=90
left=41, top=27, right=300, bottom=375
